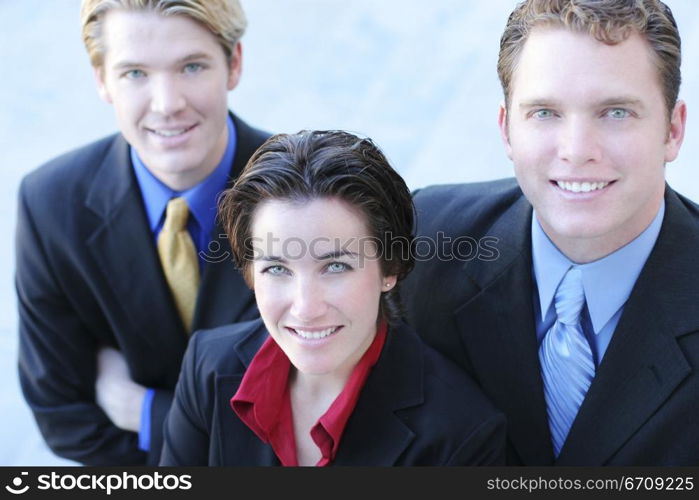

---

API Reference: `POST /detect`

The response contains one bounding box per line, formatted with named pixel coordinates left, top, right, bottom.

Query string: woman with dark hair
left=160, top=130, right=505, bottom=466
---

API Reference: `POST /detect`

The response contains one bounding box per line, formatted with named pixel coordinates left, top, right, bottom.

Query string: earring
left=384, top=282, right=393, bottom=288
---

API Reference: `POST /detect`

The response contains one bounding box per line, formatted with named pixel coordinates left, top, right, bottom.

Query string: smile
left=556, top=180, right=611, bottom=193
left=147, top=125, right=196, bottom=137
left=288, top=326, right=341, bottom=340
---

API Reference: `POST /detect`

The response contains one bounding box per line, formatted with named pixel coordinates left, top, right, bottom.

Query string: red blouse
left=231, top=322, right=387, bottom=466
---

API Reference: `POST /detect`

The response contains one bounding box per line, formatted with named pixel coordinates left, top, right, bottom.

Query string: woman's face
left=250, top=197, right=396, bottom=380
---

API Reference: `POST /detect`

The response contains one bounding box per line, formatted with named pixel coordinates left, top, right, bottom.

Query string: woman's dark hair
left=218, top=130, right=415, bottom=325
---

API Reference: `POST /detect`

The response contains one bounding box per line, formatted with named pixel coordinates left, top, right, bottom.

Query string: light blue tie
left=539, top=266, right=595, bottom=457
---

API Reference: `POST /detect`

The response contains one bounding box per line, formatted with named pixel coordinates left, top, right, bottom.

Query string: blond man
left=16, top=0, right=269, bottom=465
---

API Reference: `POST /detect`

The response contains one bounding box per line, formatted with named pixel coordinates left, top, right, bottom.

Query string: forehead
left=510, top=27, right=662, bottom=103
left=101, top=9, right=224, bottom=65
left=251, top=198, right=373, bottom=252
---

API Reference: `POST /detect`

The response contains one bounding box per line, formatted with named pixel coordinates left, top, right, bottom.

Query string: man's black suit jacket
left=160, top=319, right=506, bottom=466
left=402, top=178, right=699, bottom=465
left=16, top=113, right=270, bottom=465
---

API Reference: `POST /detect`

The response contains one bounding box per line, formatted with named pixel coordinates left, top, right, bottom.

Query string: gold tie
left=157, top=197, right=200, bottom=332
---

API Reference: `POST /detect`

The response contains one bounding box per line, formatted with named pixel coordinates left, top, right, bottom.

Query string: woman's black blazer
left=161, top=318, right=506, bottom=466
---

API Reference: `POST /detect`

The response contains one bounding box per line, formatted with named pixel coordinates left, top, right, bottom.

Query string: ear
left=382, top=275, right=397, bottom=292
left=664, top=99, right=687, bottom=163
left=498, top=101, right=513, bottom=160
left=227, top=42, right=243, bottom=91
left=93, top=66, right=113, bottom=104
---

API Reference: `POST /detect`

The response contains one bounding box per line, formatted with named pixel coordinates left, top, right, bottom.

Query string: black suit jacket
left=16, top=113, right=270, bottom=465
left=402, top=178, right=699, bottom=465
left=160, top=319, right=506, bottom=466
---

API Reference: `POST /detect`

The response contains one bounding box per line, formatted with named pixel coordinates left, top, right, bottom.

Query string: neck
left=154, top=164, right=219, bottom=192
left=289, top=367, right=349, bottom=402
left=545, top=209, right=662, bottom=264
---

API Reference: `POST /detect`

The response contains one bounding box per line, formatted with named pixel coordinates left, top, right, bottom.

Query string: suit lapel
left=193, top=221, right=256, bottom=328
left=216, top=374, right=280, bottom=466
left=216, top=322, right=279, bottom=465
left=453, top=195, right=553, bottom=465
left=558, top=188, right=698, bottom=465
left=84, top=135, right=188, bottom=357
left=333, top=325, right=421, bottom=465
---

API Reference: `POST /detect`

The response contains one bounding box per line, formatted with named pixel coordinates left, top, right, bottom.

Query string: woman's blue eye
left=263, top=265, right=288, bottom=276
left=326, top=262, right=349, bottom=273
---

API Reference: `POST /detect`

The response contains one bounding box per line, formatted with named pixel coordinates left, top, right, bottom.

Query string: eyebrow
left=254, top=256, right=286, bottom=262
left=112, top=52, right=215, bottom=71
left=596, top=97, right=645, bottom=109
left=315, top=250, right=360, bottom=260
left=178, top=52, right=215, bottom=63
left=254, top=250, right=360, bottom=262
left=518, top=100, right=561, bottom=110
left=112, top=61, right=143, bottom=71
left=518, top=97, right=645, bottom=109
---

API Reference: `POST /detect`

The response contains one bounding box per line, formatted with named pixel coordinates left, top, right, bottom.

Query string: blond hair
left=80, top=0, right=247, bottom=67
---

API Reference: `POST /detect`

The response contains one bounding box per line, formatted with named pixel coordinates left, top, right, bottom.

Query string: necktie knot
left=163, top=197, right=190, bottom=233
left=554, top=267, right=585, bottom=326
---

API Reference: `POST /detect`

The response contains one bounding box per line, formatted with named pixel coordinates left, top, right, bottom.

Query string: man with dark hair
left=403, top=0, right=699, bottom=465
left=16, top=0, right=269, bottom=465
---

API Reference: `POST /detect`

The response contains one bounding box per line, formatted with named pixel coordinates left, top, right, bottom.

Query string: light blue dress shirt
left=532, top=200, right=665, bottom=367
left=130, top=114, right=237, bottom=451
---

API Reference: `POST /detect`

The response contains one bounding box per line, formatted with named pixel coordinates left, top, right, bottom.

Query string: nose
left=289, top=277, right=327, bottom=322
left=149, top=75, right=186, bottom=116
left=558, top=117, right=602, bottom=166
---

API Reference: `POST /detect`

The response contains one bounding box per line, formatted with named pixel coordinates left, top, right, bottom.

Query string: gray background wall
left=1, top=0, right=697, bottom=465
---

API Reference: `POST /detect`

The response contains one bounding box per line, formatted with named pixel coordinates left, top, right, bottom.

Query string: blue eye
left=183, top=63, right=203, bottom=73
left=123, top=69, right=145, bottom=79
left=533, top=109, right=554, bottom=119
left=326, top=262, right=350, bottom=273
left=262, top=265, right=289, bottom=276
left=606, top=108, right=630, bottom=119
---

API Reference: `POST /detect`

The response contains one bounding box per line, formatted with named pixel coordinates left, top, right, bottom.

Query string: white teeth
left=293, top=327, right=338, bottom=339
left=152, top=128, right=188, bottom=137
left=556, top=181, right=609, bottom=193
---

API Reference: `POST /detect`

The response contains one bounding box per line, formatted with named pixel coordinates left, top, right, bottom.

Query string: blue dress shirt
left=532, top=201, right=665, bottom=367
left=130, top=114, right=237, bottom=450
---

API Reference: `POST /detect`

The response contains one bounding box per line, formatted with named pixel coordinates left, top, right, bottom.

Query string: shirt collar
left=131, top=114, right=236, bottom=235
left=532, top=200, right=665, bottom=334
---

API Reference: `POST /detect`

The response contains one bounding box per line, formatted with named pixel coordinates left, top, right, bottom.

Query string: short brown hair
left=498, top=0, right=681, bottom=116
left=80, top=0, right=247, bottom=68
left=219, top=130, right=415, bottom=325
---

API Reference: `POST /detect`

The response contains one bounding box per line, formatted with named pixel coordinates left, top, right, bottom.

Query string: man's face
left=499, top=28, right=685, bottom=262
left=95, top=10, right=241, bottom=191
